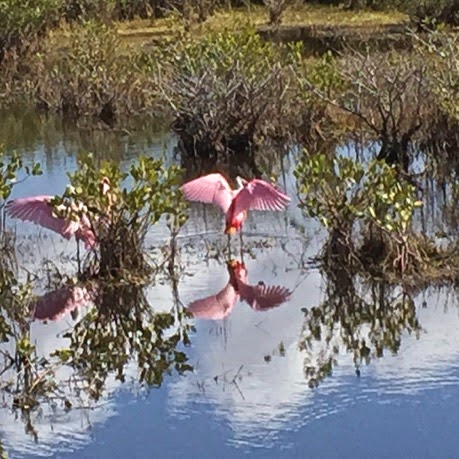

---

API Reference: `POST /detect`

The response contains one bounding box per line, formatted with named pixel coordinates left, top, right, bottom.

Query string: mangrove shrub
left=33, top=21, right=161, bottom=122
left=158, top=27, right=300, bottom=159
left=52, top=153, right=187, bottom=278
left=295, top=152, right=423, bottom=272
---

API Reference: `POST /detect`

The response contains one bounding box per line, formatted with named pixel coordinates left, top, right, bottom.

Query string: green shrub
left=0, top=0, right=62, bottom=56
left=32, top=21, right=161, bottom=121
left=158, top=27, right=300, bottom=157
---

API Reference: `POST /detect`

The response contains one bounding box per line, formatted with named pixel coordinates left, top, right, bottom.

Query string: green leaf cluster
left=50, top=152, right=187, bottom=276
left=0, top=151, right=42, bottom=201
left=295, top=151, right=421, bottom=238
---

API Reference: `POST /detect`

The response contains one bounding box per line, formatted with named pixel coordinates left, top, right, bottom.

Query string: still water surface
left=2, top=112, right=459, bottom=459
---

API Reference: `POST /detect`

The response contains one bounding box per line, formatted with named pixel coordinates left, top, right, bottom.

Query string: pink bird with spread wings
left=5, top=196, right=97, bottom=248
left=5, top=178, right=111, bottom=249
left=180, top=173, right=290, bottom=234
left=187, top=260, right=292, bottom=320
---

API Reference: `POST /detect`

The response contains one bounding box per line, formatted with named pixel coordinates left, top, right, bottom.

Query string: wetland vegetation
left=0, top=0, right=459, bottom=456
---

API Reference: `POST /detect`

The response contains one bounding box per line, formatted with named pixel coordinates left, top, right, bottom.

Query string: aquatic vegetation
left=51, top=153, right=187, bottom=278
left=52, top=281, right=194, bottom=399
left=0, top=145, right=191, bottom=438
left=295, top=152, right=423, bottom=274
left=0, top=272, right=194, bottom=441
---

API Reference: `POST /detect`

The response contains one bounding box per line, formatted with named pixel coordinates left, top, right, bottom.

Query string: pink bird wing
left=186, top=284, right=238, bottom=320
left=238, top=281, right=292, bottom=311
left=180, top=173, right=234, bottom=213
left=5, top=196, right=79, bottom=239
left=32, top=285, right=95, bottom=321
left=233, top=179, right=291, bottom=215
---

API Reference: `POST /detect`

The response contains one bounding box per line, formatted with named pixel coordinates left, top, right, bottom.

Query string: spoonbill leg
left=76, top=239, right=81, bottom=276
left=227, top=233, right=232, bottom=260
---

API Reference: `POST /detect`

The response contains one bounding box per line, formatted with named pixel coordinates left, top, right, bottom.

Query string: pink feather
left=237, top=282, right=292, bottom=311
left=187, top=260, right=292, bottom=320
left=180, top=173, right=235, bottom=213
left=5, top=196, right=96, bottom=249
left=187, top=284, right=238, bottom=320
left=32, top=284, right=96, bottom=321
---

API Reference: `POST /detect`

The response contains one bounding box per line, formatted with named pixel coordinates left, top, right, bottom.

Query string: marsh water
left=2, top=109, right=459, bottom=459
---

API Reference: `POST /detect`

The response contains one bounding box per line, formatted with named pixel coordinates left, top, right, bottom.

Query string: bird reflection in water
left=31, top=284, right=96, bottom=322
left=187, top=259, right=292, bottom=320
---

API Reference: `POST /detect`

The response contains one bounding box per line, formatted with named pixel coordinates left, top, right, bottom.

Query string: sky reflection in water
left=2, top=122, right=459, bottom=459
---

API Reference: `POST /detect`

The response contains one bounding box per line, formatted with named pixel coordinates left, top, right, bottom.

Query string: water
left=2, top=111, right=459, bottom=459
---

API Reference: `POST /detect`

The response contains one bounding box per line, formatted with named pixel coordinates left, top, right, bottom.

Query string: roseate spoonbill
left=5, top=177, right=111, bottom=270
left=5, top=197, right=97, bottom=248
left=187, top=260, right=292, bottom=320
left=180, top=173, right=290, bottom=255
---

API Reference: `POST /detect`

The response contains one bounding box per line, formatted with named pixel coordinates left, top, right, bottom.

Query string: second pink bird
left=180, top=173, right=291, bottom=234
